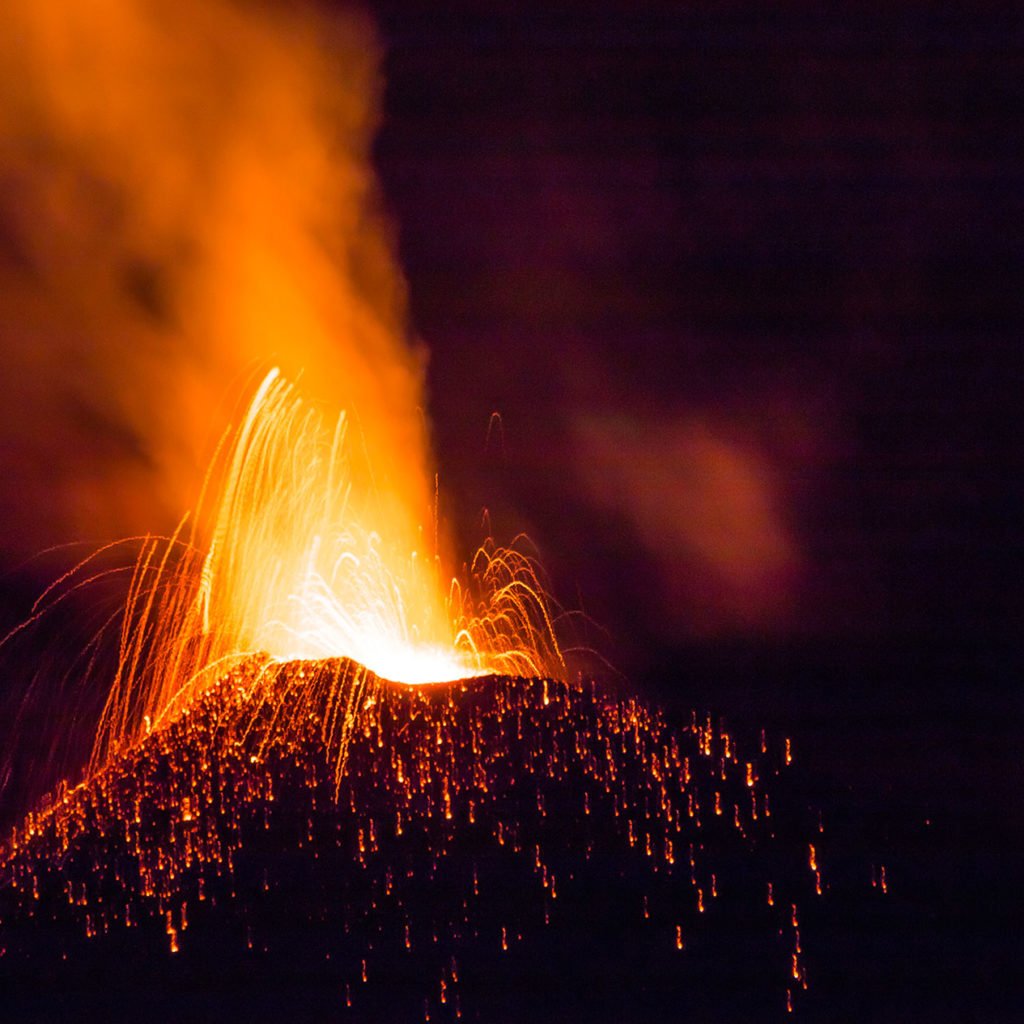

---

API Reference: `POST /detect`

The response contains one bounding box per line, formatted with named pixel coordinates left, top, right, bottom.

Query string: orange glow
left=571, top=415, right=801, bottom=634
left=0, top=0, right=435, bottom=567
left=0, top=663, right=852, bottom=1019
left=86, top=369, right=562, bottom=769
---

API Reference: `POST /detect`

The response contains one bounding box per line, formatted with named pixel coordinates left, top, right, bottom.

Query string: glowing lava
left=194, top=368, right=522, bottom=684
left=1, top=658, right=843, bottom=1021
left=91, top=369, right=563, bottom=768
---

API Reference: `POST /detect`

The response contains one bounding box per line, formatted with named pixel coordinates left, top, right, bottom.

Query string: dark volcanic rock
left=0, top=657, right=885, bottom=1022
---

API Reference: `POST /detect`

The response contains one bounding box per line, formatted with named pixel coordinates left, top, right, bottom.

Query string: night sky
left=0, top=2, right=1021, bottom=1018
left=370, top=2, right=1020, bottom=661
left=368, top=6, right=1021, bottom=1015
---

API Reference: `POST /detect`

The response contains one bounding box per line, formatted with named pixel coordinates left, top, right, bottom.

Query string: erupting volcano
left=0, top=369, right=886, bottom=1022
left=0, top=2, right=939, bottom=1021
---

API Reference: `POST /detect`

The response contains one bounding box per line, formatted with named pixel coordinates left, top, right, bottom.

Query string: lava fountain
left=89, top=367, right=563, bottom=777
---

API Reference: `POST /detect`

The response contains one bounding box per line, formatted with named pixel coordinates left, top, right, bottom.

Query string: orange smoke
left=0, top=0, right=433, bottom=565
left=0, top=2, right=570, bottom=816
left=573, top=413, right=801, bottom=635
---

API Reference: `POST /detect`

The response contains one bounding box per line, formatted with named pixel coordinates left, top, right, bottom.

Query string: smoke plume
left=572, top=410, right=804, bottom=637
left=0, top=0, right=431, bottom=560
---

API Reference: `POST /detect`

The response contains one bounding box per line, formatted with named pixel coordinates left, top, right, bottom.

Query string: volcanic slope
left=0, top=658, right=881, bottom=1022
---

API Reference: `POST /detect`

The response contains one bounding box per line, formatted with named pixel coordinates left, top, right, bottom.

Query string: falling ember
left=0, top=630, right=897, bottom=1023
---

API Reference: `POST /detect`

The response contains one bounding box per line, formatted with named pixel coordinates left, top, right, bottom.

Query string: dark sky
left=367, top=17, right=1023, bottom=945
left=367, top=1, right=1021, bottom=682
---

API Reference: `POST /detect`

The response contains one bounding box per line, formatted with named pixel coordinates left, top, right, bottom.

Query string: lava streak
left=0, top=659, right=827, bottom=1021
left=89, top=370, right=563, bottom=769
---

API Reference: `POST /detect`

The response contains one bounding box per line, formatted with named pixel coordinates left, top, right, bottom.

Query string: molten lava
left=1, top=658, right=842, bottom=1022
left=91, top=369, right=563, bottom=768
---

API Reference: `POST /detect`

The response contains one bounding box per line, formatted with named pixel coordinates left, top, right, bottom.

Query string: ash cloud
left=0, top=0, right=432, bottom=560
left=571, top=406, right=806, bottom=638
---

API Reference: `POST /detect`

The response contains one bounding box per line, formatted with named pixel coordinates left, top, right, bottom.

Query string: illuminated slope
left=89, top=371, right=564, bottom=771
left=0, top=658, right=878, bottom=1022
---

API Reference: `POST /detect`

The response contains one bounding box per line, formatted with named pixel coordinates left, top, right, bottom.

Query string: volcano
left=1, top=658, right=886, bottom=1022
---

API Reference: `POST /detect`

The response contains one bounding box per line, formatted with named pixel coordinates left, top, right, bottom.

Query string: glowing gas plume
left=90, top=369, right=563, bottom=769
left=0, top=0, right=427, bottom=568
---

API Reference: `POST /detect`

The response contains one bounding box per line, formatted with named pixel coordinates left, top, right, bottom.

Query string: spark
left=86, top=370, right=563, bottom=778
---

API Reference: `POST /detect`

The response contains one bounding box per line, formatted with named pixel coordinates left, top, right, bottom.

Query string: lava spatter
left=0, top=657, right=843, bottom=1021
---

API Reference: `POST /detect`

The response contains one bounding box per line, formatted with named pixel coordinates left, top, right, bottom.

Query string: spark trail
left=0, top=658, right=840, bottom=1021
